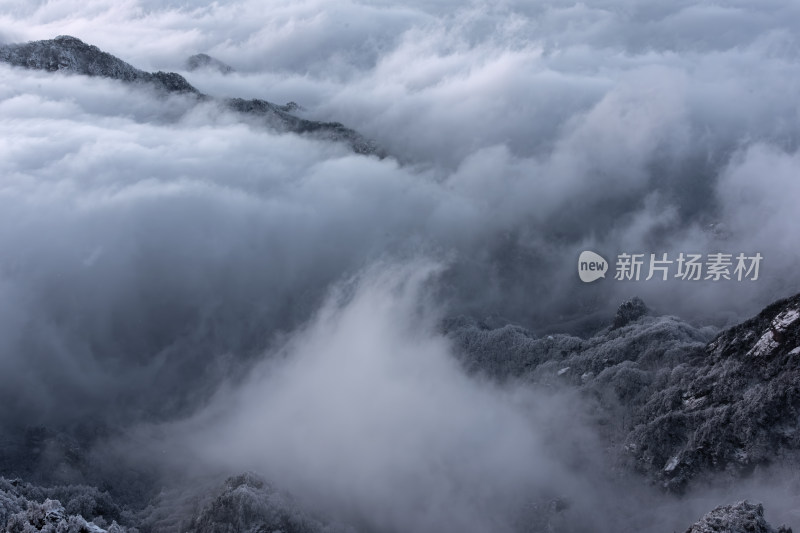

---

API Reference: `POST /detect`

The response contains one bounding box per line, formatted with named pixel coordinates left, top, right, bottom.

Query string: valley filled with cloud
left=1, top=1, right=800, bottom=532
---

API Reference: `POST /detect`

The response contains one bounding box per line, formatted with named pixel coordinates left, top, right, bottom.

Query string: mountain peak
left=0, top=35, right=198, bottom=94
left=186, top=53, right=234, bottom=74
left=0, top=36, right=380, bottom=155
left=53, top=35, right=85, bottom=44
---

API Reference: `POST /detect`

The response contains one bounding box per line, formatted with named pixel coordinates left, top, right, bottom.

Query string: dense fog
left=1, top=1, right=800, bottom=532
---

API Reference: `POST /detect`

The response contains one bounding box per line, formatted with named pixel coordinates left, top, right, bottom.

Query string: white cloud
left=2, top=1, right=800, bottom=528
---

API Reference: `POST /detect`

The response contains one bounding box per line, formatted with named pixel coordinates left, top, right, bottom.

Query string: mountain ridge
left=185, top=53, right=234, bottom=74
left=0, top=36, right=378, bottom=155
left=448, top=291, right=800, bottom=494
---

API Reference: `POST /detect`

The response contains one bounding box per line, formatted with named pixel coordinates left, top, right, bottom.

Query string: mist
left=1, top=0, right=800, bottom=531
left=164, top=261, right=580, bottom=533
left=124, top=261, right=800, bottom=533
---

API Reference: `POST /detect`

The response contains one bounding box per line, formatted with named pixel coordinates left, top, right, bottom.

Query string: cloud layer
left=1, top=0, right=800, bottom=530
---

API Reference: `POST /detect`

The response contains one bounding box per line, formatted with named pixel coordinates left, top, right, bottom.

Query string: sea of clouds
left=1, top=1, right=800, bottom=531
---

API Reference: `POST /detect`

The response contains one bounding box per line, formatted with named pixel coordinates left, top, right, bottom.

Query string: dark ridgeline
left=0, top=35, right=200, bottom=93
left=185, top=53, right=235, bottom=74
left=0, top=35, right=379, bottom=155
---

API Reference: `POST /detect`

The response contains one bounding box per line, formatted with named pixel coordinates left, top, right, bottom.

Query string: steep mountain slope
left=0, top=35, right=198, bottom=94
left=628, top=293, right=800, bottom=491
left=0, top=36, right=378, bottom=155
left=448, top=293, right=800, bottom=492
left=1, top=293, right=799, bottom=531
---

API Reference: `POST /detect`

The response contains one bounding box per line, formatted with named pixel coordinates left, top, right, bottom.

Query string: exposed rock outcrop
left=685, top=501, right=791, bottom=533
left=628, top=293, right=800, bottom=491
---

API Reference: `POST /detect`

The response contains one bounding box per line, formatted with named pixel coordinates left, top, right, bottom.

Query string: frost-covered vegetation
left=449, top=294, right=800, bottom=496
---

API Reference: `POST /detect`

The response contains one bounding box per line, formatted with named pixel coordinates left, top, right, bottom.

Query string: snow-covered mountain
left=0, top=35, right=199, bottom=94
left=449, top=292, right=800, bottom=495
left=0, top=36, right=378, bottom=155
left=2, top=292, right=799, bottom=532
left=2, top=30, right=799, bottom=533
